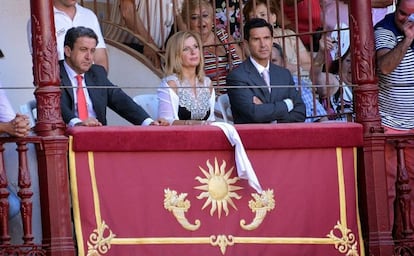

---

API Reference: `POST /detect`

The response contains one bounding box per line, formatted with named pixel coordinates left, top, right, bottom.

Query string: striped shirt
left=375, top=19, right=414, bottom=130
left=204, top=29, right=242, bottom=95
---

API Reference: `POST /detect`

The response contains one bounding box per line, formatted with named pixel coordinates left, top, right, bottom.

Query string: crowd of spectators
left=7, top=0, right=400, bottom=127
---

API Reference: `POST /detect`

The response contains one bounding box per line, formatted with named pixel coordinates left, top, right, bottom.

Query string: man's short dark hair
left=64, top=26, right=98, bottom=50
left=243, top=18, right=274, bottom=41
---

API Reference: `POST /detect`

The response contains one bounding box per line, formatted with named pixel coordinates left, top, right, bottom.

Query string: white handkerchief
left=211, top=122, right=263, bottom=193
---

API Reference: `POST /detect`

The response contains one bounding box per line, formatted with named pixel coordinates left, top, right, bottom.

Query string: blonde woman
left=158, top=31, right=215, bottom=125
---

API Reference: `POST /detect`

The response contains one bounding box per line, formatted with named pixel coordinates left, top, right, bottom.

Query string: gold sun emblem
left=194, top=158, right=243, bottom=218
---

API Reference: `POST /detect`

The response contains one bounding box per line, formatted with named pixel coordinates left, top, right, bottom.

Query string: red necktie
left=75, top=75, right=88, bottom=120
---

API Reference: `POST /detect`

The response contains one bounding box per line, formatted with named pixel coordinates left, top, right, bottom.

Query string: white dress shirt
left=0, top=82, right=16, bottom=122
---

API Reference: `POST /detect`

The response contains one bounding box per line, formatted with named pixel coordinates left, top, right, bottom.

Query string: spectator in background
left=375, top=0, right=414, bottom=130
left=312, top=35, right=353, bottom=121
left=226, top=18, right=305, bottom=124
left=214, top=0, right=247, bottom=41
left=158, top=31, right=215, bottom=125
left=320, top=0, right=349, bottom=31
left=0, top=81, right=27, bottom=219
left=281, top=0, right=322, bottom=52
left=53, top=0, right=108, bottom=71
left=243, top=0, right=312, bottom=76
left=322, top=0, right=394, bottom=31
left=374, top=0, right=414, bottom=225
left=272, top=43, right=327, bottom=122
left=370, top=0, right=395, bottom=25
left=281, top=0, right=392, bottom=52
left=115, top=0, right=182, bottom=68
left=59, top=26, right=168, bottom=127
left=181, top=0, right=244, bottom=95
left=0, top=83, right=30, bottom=137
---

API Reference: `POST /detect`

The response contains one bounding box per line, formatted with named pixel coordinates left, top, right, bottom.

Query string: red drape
left=67, top=123, right=364, bottom=256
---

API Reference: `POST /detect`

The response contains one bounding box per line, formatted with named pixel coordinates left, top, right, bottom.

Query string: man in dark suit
left=60, top=26, right=167, bottom=127
left=226, top=18, right=306, bottom=124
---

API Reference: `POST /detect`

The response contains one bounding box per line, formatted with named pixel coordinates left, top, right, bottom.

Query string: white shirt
left=0, top=82, right=16, bottom=122
left=135, top=0, right=175, bottom=48
left=250, top=56, right=269, bottom=79
left=54, top=3, right=106, bottom=60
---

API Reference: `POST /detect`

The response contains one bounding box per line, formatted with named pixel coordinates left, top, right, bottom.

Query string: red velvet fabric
left=68, top=123, right=364, bottom=256
left=67, top=122, right=363, bottom=152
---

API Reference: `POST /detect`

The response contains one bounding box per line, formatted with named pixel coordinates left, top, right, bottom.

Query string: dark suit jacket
left=226, top=58, right=306, bottom=124
left=59, top=60, right=150, bottom=125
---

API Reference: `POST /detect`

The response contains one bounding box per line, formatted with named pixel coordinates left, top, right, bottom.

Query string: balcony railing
left=0, top=136, right=45, bottom=255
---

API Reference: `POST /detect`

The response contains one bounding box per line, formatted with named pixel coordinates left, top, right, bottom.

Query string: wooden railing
left=387, top=134, right=414, bottom=255
left=0, top=136, right=45, bottom=255
left=16, top=0, right=414, bottom=255
left=100, top=20, right=165, bottom=78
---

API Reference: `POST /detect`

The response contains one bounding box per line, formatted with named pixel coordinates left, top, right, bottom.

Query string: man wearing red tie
left=59, top=26, right=168, bottom=127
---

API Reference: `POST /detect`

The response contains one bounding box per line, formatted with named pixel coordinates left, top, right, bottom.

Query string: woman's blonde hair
left=164, top=30, right=205, bottom=82
left=181, top=0, right=213, bottom=24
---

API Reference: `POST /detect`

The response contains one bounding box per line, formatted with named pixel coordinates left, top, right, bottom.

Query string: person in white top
left=0, top=82, right=30, bottom=137
left=114, top=0, right=184, bottom=68
left=0, top=81, right=27, bottom=219
left=321, top=0, right=394, bottom=30
left=54, top=0, right=108, bottom=71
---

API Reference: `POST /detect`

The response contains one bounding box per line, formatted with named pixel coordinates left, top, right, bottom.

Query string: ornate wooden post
left=0, top=142, right=11, bottom=245
left=349, top=0, right=394, bottom=255
left=30, top=0, right=76, bottom=255
left=16, top=141, right=34, bottom=245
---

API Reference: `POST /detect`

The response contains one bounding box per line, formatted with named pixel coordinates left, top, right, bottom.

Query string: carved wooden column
left=392, top=140, right=414, bottom=241
left=0, top=142, right=11, bottom=245
left=349, top=0, right=394, bottom=255
left=16, top=141, right=34, bottom=245
left=30, top=0, right=75, bottom=255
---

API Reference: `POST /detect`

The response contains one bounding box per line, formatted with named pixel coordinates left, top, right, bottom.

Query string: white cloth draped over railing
left=211, top=122, right=263, bottom=193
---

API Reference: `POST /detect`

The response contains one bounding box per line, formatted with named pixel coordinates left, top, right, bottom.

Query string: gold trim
left=88, top=152, right=102, bottom=227
left=68, top=136, right=86, bottom=256
left=240, top=189, right=275, bottom=230
left=87, top=221, right=116, bottom=256
left=336, top=148, right=347, bottom=226
left=109, top=236, right=335, bottom=245
left=327, top=221, right=359, bottom=256
left=211, top=235, right=234, bottom=255
left=354, top=147, right=365, bottom=255
left=164, top=188, right=201, bottom=231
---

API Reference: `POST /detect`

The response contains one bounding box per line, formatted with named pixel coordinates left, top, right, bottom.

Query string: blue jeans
left=8, top=188, right=20, bottom=219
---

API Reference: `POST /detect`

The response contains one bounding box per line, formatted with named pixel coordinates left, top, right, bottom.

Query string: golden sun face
left=194, top=158, right=242, bottom=218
